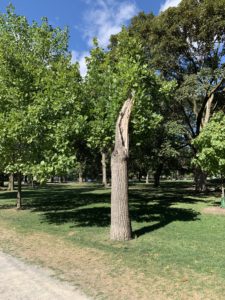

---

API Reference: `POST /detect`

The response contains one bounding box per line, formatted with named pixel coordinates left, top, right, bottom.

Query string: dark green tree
left=128, top=0, right=225, bottom=190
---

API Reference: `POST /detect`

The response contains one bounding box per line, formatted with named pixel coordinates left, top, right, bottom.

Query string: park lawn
left=0, top=182, right=224, bottom=300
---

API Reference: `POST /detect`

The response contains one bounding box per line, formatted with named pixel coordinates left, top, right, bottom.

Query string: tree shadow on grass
left=0, top=186, right=106, bottom=210
left=0, top=183, right=202, bottom=237
left=38, top=186, right=201, bottom=237
left=131, top=205, right=199, bottom=237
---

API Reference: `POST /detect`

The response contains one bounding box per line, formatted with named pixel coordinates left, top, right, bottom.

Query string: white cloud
left=71, top=50, right=89, bottom=77
left=160, top=0, right=181, bottom=12
left=83, top=0, right=138, bottom=48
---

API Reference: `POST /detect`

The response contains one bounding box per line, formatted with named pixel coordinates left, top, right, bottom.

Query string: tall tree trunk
left=194, top=167, right=207, bottom=192
left=153, top=164, right=163, bottom=187
left=8, top=173, right=14, bottom=191
left=101, top=152, right=107, bottom=187
left=16, top=172, right=22, bottom=209
left=110, top=98, right=133, bottom=241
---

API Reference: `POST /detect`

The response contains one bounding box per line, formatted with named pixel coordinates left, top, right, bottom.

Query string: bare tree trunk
left=146, top=172, right=149, bottom=184
left=31, top=176, right=34, bottom=188
left=194, top=167, right=207, bottom=192
left=110, top=98, right=133, bottom=241
left=78, top=172, right=83, bottom=183
left=101, top=152, right=107, bottom=187
left=221, top=176, right=224, bottom=198
left=8, top=173, right=14, bottom=191
left=16, top=172, right=22, bottom=209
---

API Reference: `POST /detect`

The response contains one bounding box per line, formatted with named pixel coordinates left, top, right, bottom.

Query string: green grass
left=0, top=181, right=224, bottom=298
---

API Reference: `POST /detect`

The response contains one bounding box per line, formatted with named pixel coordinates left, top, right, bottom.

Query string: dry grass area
left=0, top=217, right=223, bottom=300
left=202, top=207, right=225, bottom=215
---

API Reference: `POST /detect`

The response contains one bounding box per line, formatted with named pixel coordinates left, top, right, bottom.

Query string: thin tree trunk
left=146, top=172, right=149, bottom=184
left=221, top=176, right=224, bottom=198
left=8, top=173, right=14, bottom=191
left=101, top=152, right=107, bottom=187
left=78, top=172, right=83, bottom=183
left=110, top=98, right=133, bottom=241
left=16, top=172, right=22, bottom=209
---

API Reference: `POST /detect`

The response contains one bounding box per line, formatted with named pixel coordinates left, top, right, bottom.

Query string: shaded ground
left=0, top=182, right=202, bottom=235
left=0, top=251, right=90, bottom=300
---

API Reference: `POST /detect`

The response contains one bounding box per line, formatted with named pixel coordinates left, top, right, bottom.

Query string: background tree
left=128, top=0, right=225, bottom=190
left=193, top=112, right=225, bottom=201
left=85, top=40, right=113, bottom=186
left=0, top=6, right=82, bottom=208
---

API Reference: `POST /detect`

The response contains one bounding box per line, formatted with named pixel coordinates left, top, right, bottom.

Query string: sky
left=0, top=0, right=181, bottom=75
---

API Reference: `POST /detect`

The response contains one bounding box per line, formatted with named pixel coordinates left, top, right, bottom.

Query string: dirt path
left=0, top=251, right=90, bottom=300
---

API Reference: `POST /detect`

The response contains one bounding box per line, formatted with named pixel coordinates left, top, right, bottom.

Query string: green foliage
left=86, top=28, right=175, bottom=157
left=129, top=0, right=225, bottom=143
left=149, top=0, right=225, bottom=79
left=0, top=6, right=83, bottom=181
left=193, top=112, right=225, bottom=176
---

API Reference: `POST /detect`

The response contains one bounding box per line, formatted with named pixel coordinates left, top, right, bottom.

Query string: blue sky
left=0, top=0, right=181, bottom=75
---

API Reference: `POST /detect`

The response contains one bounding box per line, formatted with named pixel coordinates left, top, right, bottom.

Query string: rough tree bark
left=8, top=173, right=14, bottom=191
left=101, top=152, right=107, bottom=187
left=16, top=172, right=22, bottom=209
left=110, top=98, right=133, bottom=241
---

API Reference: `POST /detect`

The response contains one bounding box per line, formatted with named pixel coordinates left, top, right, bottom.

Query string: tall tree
left=111, top=97, right=133, bottom=240
left=108, top=29, right=173, bottom=240
left=128, top=0, right=225, bottom=190
left=0, top=6, right=82, bottom=208
left=85, top=40, right=113, bottom=187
